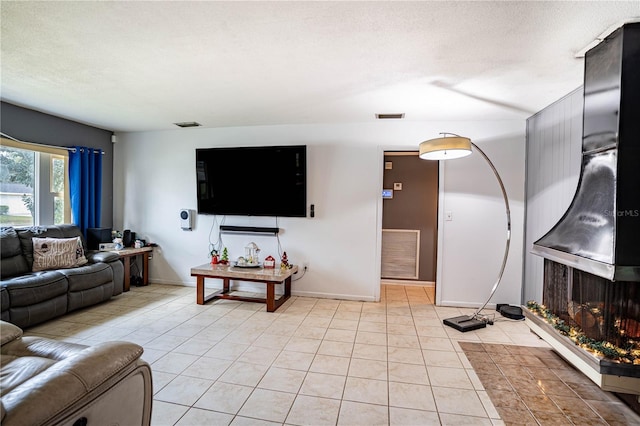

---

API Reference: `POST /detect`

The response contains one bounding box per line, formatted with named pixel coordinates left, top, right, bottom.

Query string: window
left=0, top=137, right=70, bottom=226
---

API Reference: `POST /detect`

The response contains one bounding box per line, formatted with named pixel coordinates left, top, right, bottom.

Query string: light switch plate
left=393, top=182, right=402, bottom=190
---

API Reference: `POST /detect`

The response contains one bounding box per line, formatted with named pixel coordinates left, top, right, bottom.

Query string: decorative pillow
left=32, top=236, right=88, bottom=272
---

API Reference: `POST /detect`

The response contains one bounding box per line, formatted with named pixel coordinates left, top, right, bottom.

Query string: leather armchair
left=0, top=321, right=152, bottom=426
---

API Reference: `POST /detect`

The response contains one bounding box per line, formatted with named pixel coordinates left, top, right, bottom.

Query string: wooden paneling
left=381, top=229, right=420, bottom=279
left=523, top=87, right=583, bottom=303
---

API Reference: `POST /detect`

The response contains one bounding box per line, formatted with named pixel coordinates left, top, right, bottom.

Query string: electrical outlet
left=303, top=261, right=309, bottom=271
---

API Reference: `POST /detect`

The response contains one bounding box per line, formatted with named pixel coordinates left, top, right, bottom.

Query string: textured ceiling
left=1, top=1, right=638, bottom=132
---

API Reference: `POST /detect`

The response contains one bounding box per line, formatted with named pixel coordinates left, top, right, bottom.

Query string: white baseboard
left=381, top=279, right=434, bottom=287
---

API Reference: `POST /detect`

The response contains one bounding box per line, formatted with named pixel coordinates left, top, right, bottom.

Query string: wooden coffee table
left=190, top=263, right=298, bottom=312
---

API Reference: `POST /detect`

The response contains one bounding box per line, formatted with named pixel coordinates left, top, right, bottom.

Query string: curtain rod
left=1, top=132, right=105, bottom=154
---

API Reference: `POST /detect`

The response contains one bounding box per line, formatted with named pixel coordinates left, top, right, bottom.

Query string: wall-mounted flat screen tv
left=196, top=145, right=306, bottom=217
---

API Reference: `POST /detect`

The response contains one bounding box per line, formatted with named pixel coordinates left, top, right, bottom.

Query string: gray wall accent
left=382, top=154, right=438, bottom=281
left=0, top=102, right=114, bottom=227
left=523, top=87, right=583, bottom=303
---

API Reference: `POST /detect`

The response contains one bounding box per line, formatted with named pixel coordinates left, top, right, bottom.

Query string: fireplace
left=527, top=22, right=640, bottom=405
left=542, top=260, right=640, bottom=350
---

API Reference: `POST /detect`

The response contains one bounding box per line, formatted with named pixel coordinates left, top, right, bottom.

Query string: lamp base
left=443, top=315, right=487, bottom=332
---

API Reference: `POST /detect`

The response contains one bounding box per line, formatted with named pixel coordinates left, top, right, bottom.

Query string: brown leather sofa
left=0, top=320, right=152, bottom=426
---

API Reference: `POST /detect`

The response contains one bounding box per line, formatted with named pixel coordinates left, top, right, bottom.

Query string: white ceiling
left=1, top=1, right=638, bottom=132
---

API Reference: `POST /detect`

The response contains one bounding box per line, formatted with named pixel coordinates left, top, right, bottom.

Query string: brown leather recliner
left=0, top=321, right=152, bottom=426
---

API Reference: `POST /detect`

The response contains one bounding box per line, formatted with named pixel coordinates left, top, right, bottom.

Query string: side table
left=110, top=247, right=153, bottom=292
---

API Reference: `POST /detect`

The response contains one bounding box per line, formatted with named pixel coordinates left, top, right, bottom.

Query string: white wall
left=114, top=120, right=525, bottom=306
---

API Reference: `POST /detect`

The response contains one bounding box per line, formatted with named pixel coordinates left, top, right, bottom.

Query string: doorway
left=380, top=151, right=439, bottom=291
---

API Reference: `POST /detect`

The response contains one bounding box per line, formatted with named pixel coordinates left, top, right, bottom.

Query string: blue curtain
left=69, top=146, right=102, bottom=237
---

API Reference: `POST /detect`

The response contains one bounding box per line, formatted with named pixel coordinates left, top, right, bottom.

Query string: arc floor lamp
left=419, top=133, right=511, bottom=332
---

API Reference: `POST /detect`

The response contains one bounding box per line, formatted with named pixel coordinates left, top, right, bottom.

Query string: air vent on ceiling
left=375, top=113, right=405, bottom=120
left=174, top=121, right=202, bottom=128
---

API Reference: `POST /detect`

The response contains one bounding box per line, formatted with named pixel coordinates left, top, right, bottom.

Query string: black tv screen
left=196, top=145, right=307, bottom=217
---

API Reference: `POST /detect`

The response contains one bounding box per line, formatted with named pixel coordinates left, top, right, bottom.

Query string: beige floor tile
left=257, top=366, right=306, bottom=393
left=338, top=400, right=389, bottom=426
left=151, top=352, right=199, bottom=375
left=165, top=323, right=205, bottom=338
left=222, top=329, right=262, bottom=345
left=237, top=388, right=295, bottom=423
left=386, top=312, right=414, bottom=323
left=154, top=375, right=213, bottom=406
left=388, top=362, right=430, bottom=385
left=301, top=315, right=332, bottom=328
left=356, top=330, right=388, bottom=346
left=151, top=371, right=177, bottom=395
left=218, top=361, right=269, bottom=387
left=427, top=366, right=474, bottom=389
left=238, top=346, right=280, bottom=366
left=348, top=358, right=388, bottom=380
left=323, top=328, right=357, bottom=343
left=337, top=301, right=364, bottom=312
left=329, top=318, right=359, bottom=330
left=194, top=381, right=253, bottom=414
left=251, top=333, right=291, bottom=350
left=293, top=325, right=327, bottom=339
left=388, top=333, right=421, bottom=348
left=299, top=372, right=347, bottom=399
left=420, top=335, right=456, bottom=351
left=173, top=337, right=217, bottom=356
left=317, top=340, right=354, bottom=357
left=387, top=323, right=418, bottom=335
left=352, top=343, right=387, bottom=361
left=175, top=407, right=234, bottom=426
left=121, top=330, right=163, bottom=346
left=389, top=406, right=440, bottom=426
left=150, top=400, right=189, bottom=426
left=388, top=346, right=424, bottom=365
left=204, top=341, right=249, bottom=360
left=432, top=387, right=488, bottom=417
left=389, top=382, right=436, bottom=411
left=284, top=336, right=322, bottom=353
left=343, top=377, right=388, bottom=405
left=310, top=354, right=351, bottom=375
left=360, top=312, right=387, bottom=323
left=358, top=321, right=387, bottom=333
left=423, top=349, right=463, bottom=368
left=333, top=311, right=361, bottom=321
left=181, top=356, right=232, bottom=380
left=273, top=350, right=314, bottom=371
left=286, top=395, right=341, bottom=426
left=263, top=322, right=298, bottom=336
left=439, top=413, right=493, bottom=425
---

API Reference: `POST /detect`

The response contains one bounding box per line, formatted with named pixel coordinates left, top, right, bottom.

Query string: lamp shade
left=419, top=136, right=472, bottom=160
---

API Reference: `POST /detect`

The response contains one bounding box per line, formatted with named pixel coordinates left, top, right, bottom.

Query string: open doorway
left=380, top=151, right=439, bottom=296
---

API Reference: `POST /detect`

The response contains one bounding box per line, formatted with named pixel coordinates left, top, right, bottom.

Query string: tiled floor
left=23, top=284, right=639, bottom=425
left=461, top=342, right=640, bottom=425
